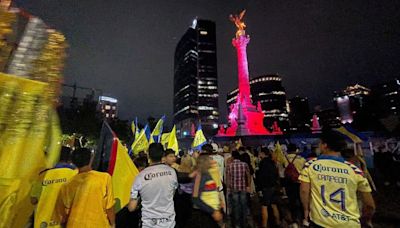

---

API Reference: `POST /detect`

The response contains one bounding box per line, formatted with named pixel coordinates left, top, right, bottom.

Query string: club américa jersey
left=299, top=155, right=372, bottom=228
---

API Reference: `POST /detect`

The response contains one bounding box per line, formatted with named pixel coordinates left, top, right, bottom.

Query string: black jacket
left=256, top=157, right=279, bottom=190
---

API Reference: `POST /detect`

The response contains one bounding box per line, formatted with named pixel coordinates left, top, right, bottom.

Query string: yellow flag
left=192, top=125, right=207, bottom=150
left=112, top=139, right=139, bottom=211
left=0, top=178, right=20, bottom=228
left=273, top=142, right=286, bottom=165
left=131, top=121, right=136, bottom=137
left=150, top=115, right=165, bottom=143
left=131, top=127, right=149, bottom=155
left=167, top=125, right=179, bottom=154
left=0, top=73, right=62, bottom=228
left=161, top=133, right=171, bottom=147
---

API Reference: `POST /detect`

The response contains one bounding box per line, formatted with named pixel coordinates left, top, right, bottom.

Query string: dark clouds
left=16, top=0, right=400, bottom=123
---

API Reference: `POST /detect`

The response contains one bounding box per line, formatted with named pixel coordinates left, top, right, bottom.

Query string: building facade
left=227, top=74, right=289, bottom=130
left=333, top=84, right=373, bottom=130
left=371, top=79, right=400, bottom=118
left=98, top=96, right=118, bottom=120
left=174, top=19, right=219, bottom=137
left=288, top=96, right=310, bottom=131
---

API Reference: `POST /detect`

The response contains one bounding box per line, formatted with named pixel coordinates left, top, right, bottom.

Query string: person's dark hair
left=178, top=149, right=185, bottom=157
left=134, top=156, right=149, bottom=169
left=148, top=143, right=164, bottom=162
left=238, top=146, right=246, bottom=152
left=232, top=150, right=240, bottom=159
left=164, top=149, right=175, bottom=157
left=138, top=151, right=147, bottom=158
left=240, top=152, right=254, bottom=174
left=59, top=146, right=72, bottom=162
left=287, top=143, right=298, bottom=154
left=320, top=129, right=347, bottom=152
left=260, top=147, right=269, bottom=155
left=201, top=144, right=213, bottom=154
left=71, top=148, right=92, bottom=168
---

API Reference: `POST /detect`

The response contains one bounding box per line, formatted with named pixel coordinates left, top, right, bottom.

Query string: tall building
left=98, top=96, right=118, bottom=120
left=173, top=19, right=219, bottom=137
left=333, top=84, right=372, bottom=129
left=316, top=109, right=341, bottom=128
left=288, top=96, right=310, bottom=131
left=371, top=79, right=400, bottom=118
left=226, top=74, right=289, bottom=130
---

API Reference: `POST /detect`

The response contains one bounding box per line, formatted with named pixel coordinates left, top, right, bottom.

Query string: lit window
left=200, top=31, right=208, bottom=35
left=105, top=105, right=111, bottom=110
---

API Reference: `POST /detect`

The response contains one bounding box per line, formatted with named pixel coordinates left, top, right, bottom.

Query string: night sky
left=15, top=0, right=400, bottom=124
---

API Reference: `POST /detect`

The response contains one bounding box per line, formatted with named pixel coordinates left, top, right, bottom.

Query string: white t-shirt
left=131, top=164, right=178, bottom=228
left=210, top=154, right=225, bottom=182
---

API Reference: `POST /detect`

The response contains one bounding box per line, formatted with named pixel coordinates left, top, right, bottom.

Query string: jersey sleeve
left=104, top=174, right=115, bottom=209
left=357, top=175, right=372, bottom=193
left=130, top=174, right=142, bottom=200
left=298, top=165, right=311, bottom=183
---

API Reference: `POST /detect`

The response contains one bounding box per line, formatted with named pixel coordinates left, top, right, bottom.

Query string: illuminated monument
left=219, top=10, right=281, bottom=136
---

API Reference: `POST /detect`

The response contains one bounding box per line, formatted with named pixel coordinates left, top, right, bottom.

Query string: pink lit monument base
left=218, top=35, right=281, bottom=136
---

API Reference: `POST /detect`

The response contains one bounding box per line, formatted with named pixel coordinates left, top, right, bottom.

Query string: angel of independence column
left=230, top=10, right=252, bottom=107
left=226, top=10, right=269, bottom=136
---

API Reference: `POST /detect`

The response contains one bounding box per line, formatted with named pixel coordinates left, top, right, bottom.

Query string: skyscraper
left=333, top=84, right=372, bottom=129
left=371, top=79, right=400, bottom=118
left=226, top=74, right=289, bottom=130
left=174, top=19, right=219, bottom=137
left=288, top=96, right=310, bottom=131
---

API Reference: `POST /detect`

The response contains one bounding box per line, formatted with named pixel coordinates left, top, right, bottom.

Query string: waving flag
left=131, top=125, right=150, bottom=155
left=273, top=142, right=286, bottom=166
left=334, top=124, right=367, bottom=143
left=131, top=121, right=136, bottom=136
left=167, top=125, right=179, bottom=154
left=161, top=133, right=171, bottom=147
left=144, top=124, right=151, bottom=141
left=95, top=121, right=139, bottom=211
left=150, top=115, right=165, bottom=143
left=192, top=125, right=207, bottom=150
left=134, top=118, right=140, bottom=140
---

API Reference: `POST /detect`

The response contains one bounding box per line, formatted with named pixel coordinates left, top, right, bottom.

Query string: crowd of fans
left=30, top=129, right=391, bottom=228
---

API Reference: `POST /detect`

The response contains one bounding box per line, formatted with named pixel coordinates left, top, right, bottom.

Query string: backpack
left=284, top=155, right=299, bottom=182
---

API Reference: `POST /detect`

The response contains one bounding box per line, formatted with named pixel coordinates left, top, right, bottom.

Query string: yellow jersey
left=58, top=170, right=114, bottom=228
left=31, top=166, right=77, bottom=228
left=299, top=155, right=372, bottom=228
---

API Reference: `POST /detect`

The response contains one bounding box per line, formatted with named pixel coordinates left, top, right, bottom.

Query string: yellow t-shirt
left=58, top=170, right=115, bottom=228
left=284, top=154, right=306, bottom=173
left=299, top=155, right=372, bottom=228
left=31, top=167, right=77, bottom=228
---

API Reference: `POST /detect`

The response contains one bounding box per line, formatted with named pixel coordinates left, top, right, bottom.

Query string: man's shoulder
left=88, top=170, right=111, bottom=180
left=144, top=164, right=175, bottom=171
left=303, top=157, right=318, bottom=169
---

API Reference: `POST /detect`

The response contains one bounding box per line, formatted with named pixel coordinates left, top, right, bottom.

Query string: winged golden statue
left=229, top=10, right=246, bottom=37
